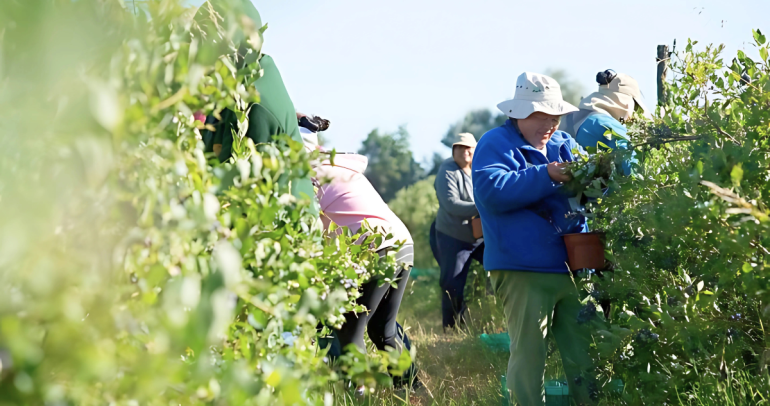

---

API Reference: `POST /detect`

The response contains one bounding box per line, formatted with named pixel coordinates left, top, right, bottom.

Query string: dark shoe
left=392, top=372, right=422, bottom=391
left=393, top=374, right=424, bottom=400
left=354, top=385, right=366, bottom=399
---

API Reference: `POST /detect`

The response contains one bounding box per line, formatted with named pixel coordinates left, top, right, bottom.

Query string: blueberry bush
left=0, top=1, right=403, bottom=405
left=572, top=31, right=770, bottom=404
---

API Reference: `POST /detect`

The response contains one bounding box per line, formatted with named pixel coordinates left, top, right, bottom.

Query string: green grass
left=674, top=370, right=770, bottom=406
left=332, top=266, right=770, bottom=405
left=332, top=266, right=566, bottom=405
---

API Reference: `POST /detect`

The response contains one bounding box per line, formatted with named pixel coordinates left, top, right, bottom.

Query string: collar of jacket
left=442, top=157, right=468, bottom=173
left=319, top=153, right=368, bottom=173
left=503, top=119, right=572, bottom=163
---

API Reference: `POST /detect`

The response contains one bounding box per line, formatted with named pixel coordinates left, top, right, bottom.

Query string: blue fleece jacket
left=575, top=113, right=634, bottom=175
left=472, top=120, right=588, bottom=274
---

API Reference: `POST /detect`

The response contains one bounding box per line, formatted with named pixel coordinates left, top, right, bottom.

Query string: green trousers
left=490, top=271, right=595, bottom=406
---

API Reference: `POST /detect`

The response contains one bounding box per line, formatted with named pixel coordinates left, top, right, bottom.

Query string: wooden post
left=656, top=45, right=669, bottom=105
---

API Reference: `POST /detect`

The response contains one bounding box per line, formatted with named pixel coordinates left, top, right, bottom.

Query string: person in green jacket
left=195, top=0, right=315, bottom=208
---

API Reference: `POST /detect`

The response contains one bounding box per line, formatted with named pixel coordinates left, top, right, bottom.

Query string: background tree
left=544, top=68, right=586, bottom=107
left=425, top=152, right=445, bottom=177
left=440, top=109, right=507, bottom=148
left=388, top=176, right=439, bottom=270
left=358, top=126, right=424, bottom=202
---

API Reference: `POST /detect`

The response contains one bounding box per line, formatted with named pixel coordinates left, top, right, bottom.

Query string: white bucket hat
left=497, top=72, right=579, bottom=119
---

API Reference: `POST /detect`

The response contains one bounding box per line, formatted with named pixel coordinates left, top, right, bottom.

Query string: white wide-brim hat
left=497, top=72, right=579, bottom=119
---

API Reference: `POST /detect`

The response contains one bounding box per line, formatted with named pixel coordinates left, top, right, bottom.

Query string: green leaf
left=584, top=188, right=604, bottom=198
left=731, top=164, right=743, bottom=187
left=627, top=316, right=650, bottom=330
left=389, top=348, right=413, bottom=376
left=239, top=335, right=252, bottom=359
left=597, top=141, right=612, bottom=151
left=760, top=47, right=769, bottom=62
left=345, top=267, right=358, bottom=279
left=297, top=274, right=309, bottom=289
left=323, top=244, right=337, bottom=257
left=266, top=370, right=281, bottom=387
left=248, top=310, right=267, bottom=330
left=754, top=29, right=767, bottom=45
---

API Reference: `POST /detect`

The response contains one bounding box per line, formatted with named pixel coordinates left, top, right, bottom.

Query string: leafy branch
left=700, top=180, right=769, bottom=222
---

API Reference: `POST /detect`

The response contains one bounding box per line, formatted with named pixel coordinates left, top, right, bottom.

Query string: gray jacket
left=434, top=158, right=479, bottom=243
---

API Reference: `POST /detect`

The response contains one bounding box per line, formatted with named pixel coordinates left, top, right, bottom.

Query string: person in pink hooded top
left=298, top=114, right=417, bottom=390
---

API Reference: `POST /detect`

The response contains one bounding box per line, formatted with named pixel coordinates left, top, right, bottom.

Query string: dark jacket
left=434, top=158, right=479, bottom=243
left=196, top=1, right=314, bottom=210
left=210, top=54, right=301, bottom=160
left=472, top=120, right=588, bottom=273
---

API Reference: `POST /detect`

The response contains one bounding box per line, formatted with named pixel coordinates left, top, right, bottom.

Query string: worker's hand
left=547, top=162, right=572, bottom=183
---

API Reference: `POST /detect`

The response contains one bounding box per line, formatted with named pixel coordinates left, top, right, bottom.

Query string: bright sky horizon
left=188, top=0, right=770, bottom=166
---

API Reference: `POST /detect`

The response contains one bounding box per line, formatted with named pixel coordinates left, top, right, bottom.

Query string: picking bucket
left=562, top=232, right=605, bottom=270
left=472, top=217, right=483, bottom=239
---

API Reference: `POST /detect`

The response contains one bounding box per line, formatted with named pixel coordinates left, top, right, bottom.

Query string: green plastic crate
left=501, top=375, right=511, bottom=406
left=409, top=268, right=438, bottom=278
left=608, top=378, right=624, bottom=393
left=500, top=376, right=570, bottom=406
left=480, top=333, right=510, bottom=353
left=544, top=380, right=570, bottom=406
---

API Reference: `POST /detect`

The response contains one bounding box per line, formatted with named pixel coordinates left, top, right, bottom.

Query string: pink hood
left=315, top=153, right=412, bottom=248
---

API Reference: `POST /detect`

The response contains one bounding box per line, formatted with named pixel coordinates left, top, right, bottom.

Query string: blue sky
left=188, top=0, right=770, bottom=164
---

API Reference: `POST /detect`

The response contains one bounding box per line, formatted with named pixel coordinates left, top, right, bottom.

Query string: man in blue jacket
left=473, top=72, right=595, bottom=405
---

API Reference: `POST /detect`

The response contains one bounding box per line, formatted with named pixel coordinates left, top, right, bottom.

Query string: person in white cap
left=433, top=132, right=485, bottom=330
left=561, top=69, right=652, bottom=173
left=472, top=72, right=596, bottom=405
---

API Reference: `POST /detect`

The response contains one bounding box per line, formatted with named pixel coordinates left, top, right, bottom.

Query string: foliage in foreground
left=3, top=0, right=770, bottom=405
left=0, top=0, right=401, bottom=405
left=569, top=32, right=770, bottom=404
